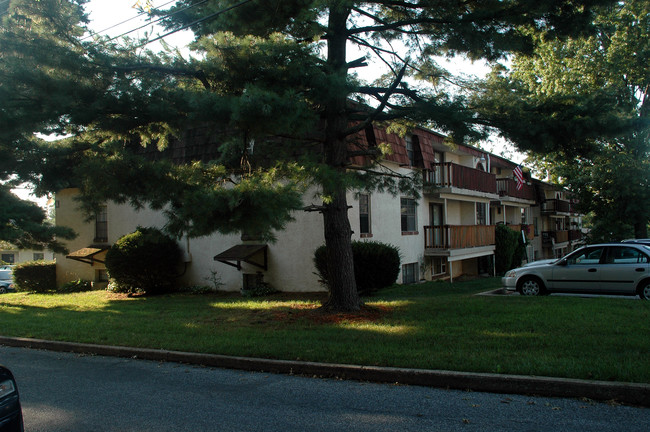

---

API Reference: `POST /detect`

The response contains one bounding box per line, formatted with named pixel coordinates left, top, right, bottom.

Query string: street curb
left=1, top=336, right=648, bottom=407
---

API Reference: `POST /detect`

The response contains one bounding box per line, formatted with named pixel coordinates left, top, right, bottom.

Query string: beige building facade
left=55, top=125, right=581, bottom=292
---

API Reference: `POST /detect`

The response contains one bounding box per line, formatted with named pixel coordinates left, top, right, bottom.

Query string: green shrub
left=495, top=224, right=528, bottom=275
left=105, top=227, right=182, bottom=295
left=13, top=261, right=57, bottom=293
left=314, top=240, right=400, bottom=295
left=59, top=279, right=93, bottom=293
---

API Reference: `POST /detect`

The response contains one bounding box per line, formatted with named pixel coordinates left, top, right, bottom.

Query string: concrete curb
left=1, top=336, right=648, bottom=407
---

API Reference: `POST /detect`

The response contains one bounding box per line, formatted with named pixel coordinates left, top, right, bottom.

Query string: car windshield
left=0, top=269, right=12, bottom=279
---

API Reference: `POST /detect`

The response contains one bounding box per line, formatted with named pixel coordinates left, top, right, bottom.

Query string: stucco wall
left=55, top=188, right=327, bottom=292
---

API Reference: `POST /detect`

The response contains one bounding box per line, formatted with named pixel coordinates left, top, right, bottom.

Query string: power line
left=96, top=0, right=213, bottom=43
left=2, top=0, right=254, bottom=53
left=135, top=0, right=253, bottom=48
left=81, top=0, right=178, bottom=41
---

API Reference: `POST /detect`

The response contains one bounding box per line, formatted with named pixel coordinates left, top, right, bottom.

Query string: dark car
left=502, top=243, right=650, bottom=299
left=0, top=366, right=23, bottom=431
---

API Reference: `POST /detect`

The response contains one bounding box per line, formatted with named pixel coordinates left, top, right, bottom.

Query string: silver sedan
left=502, top=243, right=650, bottom=299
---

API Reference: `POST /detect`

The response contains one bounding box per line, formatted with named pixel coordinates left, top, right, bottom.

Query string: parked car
left=622, top=238, right=650, bottom=246
left=0, top=365, right=24, bottom=431
left=0, top=268, right=15, bottom=294
left=502, top=243, right=650, bottom=299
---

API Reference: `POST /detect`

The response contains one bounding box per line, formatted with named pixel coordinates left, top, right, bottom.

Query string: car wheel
left=638, top=280, right=650, bottom=300
left=518, top=277, right=545, bottom=296
left=0, top=286, right=6, bottom=294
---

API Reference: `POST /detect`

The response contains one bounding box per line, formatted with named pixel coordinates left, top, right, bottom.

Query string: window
left=476, top=202, right=487, bottom=225
left=97, top=269, right=109, bottom=282
left=1, top=254, right=15, bottom=264
left=402, top=263, right=419, bottom=284
left=606, top=247, right=649, bottom=264
left=401, top=198, right=417, bottom=233
left=405, top=136, right=414, bottom=165
left=359, top=194, right=371, bottom=236
left=431, top=257, right=447, bottom=276
left=33, top=253, right=44, bottom=261
left=533, top=217, right=539, bottom=236
left=405, top=135, right=423, bottom=167
left=95, top=205, right=108, bottom=243
left=567, top=247, right=604, bottom=265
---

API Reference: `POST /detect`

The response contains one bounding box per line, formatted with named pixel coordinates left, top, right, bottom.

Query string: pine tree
left=0, top=0, right=614, bottom=310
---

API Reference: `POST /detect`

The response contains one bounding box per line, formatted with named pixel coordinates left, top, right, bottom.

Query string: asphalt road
left=1, top=345, right=649, bottom=432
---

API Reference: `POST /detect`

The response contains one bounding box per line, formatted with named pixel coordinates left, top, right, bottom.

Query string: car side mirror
left=557, top=259, right=567, bottom=266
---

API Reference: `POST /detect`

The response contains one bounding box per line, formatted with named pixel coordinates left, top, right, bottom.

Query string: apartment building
left=55, top=124, right=579, bottom=291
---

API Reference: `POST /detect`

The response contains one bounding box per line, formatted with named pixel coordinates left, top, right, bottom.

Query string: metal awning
left=66, top=247, right=109, bottom=266
left=213, top=244, right=268, bottom=271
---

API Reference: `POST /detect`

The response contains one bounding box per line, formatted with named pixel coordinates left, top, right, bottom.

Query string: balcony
left=542, top=230, right=569, bottom=245
left=541, top=199, right=571, bottom=214
left=496, top=178, right=536, bottom=202
left=424, top=163, right=497, bottom=195
left=424, top=225, right=496, bottom=250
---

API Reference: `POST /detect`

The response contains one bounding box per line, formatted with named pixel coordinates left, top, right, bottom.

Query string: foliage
left=495, top=225, right=527, bottom=275
left=475, top=0, right=650, bottom=238
left=12, top=260, right=57, bottom=293
left=178, top=284, right=215, bottom=295
left=59, top=279, right=93, bottom=293
left=314, top=241, right=400, bottom=295
left=241, top=282, right=278, bottom=298
left=0, top=186, right=76, bottom=253
left=104, top=227, right=182, bottom=295
left=0, top=0, right=616, bottom=310
left=203, top=269, right=225, bottom=291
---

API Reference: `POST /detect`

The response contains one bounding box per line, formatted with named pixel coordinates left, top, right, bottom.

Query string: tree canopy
left=475, top=0, right=649, bottom=239
left=0, top=0, right=618, bottom=310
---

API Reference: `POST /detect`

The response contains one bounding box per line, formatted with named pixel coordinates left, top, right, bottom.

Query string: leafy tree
left=475, top=0, right=649, bottom=239
left=0, top=186, right=75, bottom=253
left=0, top=0, right=614, bottom=311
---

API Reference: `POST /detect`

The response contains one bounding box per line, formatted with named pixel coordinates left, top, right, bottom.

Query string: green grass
left=1, top=278, right=649, bottom=383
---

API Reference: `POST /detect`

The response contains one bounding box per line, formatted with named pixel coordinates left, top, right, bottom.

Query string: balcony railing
left=542, top=199, right=571, bottom=214
left=425, top=225, right=496, bottom=249
left=496, top=178, right=536, bottom=201
left=542, top=230, right=569, bottom=245
left=424, top=163, right=497, bottom=194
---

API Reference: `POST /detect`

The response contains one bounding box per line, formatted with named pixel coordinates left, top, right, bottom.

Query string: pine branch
left=110, top=64, right=212, bottom=90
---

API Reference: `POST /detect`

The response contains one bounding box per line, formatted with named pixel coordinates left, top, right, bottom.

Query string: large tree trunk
left=321, top=5, right=360, bottom=312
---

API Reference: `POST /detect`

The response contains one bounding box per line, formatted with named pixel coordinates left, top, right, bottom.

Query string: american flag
left=514, top=165, right=525, bottom=190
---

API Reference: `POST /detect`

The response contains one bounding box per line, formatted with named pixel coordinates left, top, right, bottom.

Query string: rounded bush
left=13, top=261, right=56, bottom=293
left=314, top=240, right=400, bottom=295
left=105, top=227, right=182, bottom=295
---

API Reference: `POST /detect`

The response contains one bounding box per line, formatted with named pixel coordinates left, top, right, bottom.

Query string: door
left=430, top=152, right=444, bottom=185
left=429, top=203, right=444, bottom=247
left=549, top=246, right=605, bottom=291
left=598, top=246, right=650, bottom=293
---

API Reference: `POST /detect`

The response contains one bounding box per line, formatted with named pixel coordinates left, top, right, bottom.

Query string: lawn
left=1, top=278, right=649, bottom=383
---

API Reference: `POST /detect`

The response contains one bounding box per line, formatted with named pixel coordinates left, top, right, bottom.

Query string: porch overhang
left=214, top=244, right=268, bottom=271
left=66, top=246, right=109, bottom=266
